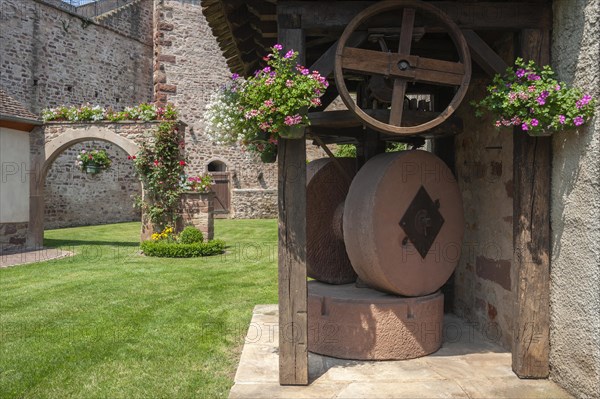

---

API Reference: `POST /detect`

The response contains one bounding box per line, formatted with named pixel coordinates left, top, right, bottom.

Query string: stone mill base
left=308, top=281, right=444, bottom=360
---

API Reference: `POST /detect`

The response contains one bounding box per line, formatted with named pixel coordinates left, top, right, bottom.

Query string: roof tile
left=0, top=88, right=39, bottom=121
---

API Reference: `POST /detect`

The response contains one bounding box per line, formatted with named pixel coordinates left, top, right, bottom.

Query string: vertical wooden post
left=512, top=28, right=551, bottom=378
left=277, top=12, right=308, bottom=386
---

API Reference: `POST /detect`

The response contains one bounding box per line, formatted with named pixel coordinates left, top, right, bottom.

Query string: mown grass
left=0, top=220, right=278, bottom=399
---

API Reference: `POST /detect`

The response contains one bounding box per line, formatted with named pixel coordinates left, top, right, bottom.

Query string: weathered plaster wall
left=0, top=127, right=31, bottom=253
left=452, top=36, right=515, bottom=350
left=0, top=0, right=153, bottom=114
left=0, top=127, right=30, bottom=223
left=550, top=1, right=600, bottom=397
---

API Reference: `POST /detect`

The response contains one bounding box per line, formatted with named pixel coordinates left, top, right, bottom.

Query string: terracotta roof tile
left=0, top=88, right=39, bottom=121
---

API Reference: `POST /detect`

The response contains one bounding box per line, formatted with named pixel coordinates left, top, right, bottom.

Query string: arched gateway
left=29, top=122, right=156, bottom=247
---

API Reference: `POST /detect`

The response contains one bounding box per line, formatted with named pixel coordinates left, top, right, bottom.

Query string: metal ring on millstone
left=343, top=150, right=464, bottom=296
left=307, top=158, right=357, bottom=284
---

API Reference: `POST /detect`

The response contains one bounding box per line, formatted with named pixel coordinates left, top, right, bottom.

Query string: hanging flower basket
left=77, top=149, right=111, bottom=175
left=203, top=45, right=328, bottom=154
left=472, top=58, right=596, bottom=136
left=260, top=146, right=278, bottom=163
left=279, top=107, right=308, bottom=139
left=279, top=124, right=305, bottom=139
left=85, top=163, right=102, bottom=175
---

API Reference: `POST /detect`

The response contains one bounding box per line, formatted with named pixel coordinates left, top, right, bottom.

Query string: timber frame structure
left=202, top=0, right=553, bottom=385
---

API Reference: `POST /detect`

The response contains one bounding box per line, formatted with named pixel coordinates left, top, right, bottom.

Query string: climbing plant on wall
left=133, top=121, right=186, bottom=231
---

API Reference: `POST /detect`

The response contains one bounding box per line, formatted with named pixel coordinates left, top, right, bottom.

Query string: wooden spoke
left=390, top=8, right=415, bottom=126
left=341, top=48, right=465, bottom=86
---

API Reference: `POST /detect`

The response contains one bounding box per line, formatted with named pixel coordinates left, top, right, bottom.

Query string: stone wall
left=177, top=192, right=214, bottom=241
left=77, top=0, right=136, bottom=18
left=0, top=222, right=29, bottom=254
left=44, top=140, right=141, bottom=229
left=94, top=0, right=153, bottom=45
left=0, top=0, right=153, bottom=114
left=153, top=0, right=330, bottom=218
left=40, top=122, right=171, bottom=230
left=452, top=36, right=515, bottom=350
left=231, top=189, right=278, bottom=219
left=0, top=0, right=154, bottom=229
left=153, top=0, right=277, bottom=201
left=550, top=1, right=600, bottom=397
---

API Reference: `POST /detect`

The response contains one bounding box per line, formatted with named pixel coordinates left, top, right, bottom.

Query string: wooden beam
left=278, top=2, right=552, bottom=32
left=462, top=29, right=509, bottom=76
left=309, top=32, right=367, bottom=77
left=512, top=28, right=551, bottom=379
left=277, top=12, right=308, bottom=386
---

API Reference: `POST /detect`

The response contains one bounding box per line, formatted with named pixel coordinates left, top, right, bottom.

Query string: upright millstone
left=307, top=158, right=357, bottom=284
left=344, top=150, right=464, bottom=297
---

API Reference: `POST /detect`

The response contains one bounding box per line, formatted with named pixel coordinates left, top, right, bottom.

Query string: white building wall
left=550, top=1, right=600, bottom=397
left=0, top=127, right=30, bottom=223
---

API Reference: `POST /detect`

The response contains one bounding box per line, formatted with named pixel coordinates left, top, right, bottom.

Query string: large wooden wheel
left=334, top=0, right=471, bottom=135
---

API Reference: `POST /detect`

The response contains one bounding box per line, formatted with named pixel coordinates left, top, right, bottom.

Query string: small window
left=207, top=160, right=227, bottom=172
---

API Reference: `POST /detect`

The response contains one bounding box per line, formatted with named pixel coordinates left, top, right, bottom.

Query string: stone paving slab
left=0, top=247, right=73, bottom=268
left=230, top=305, right=573, bottom=399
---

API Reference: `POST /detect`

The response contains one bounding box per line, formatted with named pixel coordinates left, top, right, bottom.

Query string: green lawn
left=0, top=220, right=278, bottom=399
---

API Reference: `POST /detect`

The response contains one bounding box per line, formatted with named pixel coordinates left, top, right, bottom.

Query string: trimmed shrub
left=141, top=240, right=225, bottom=258
left=179, top=226, right=204, bottom=244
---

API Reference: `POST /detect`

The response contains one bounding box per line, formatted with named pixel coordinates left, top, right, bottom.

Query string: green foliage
left=1, top=220, right=277, bottom=398
left=76, top=148, right=111, bottom=172
left=334, top=144, right=357, bottom=157
left=133, top=122, right=186, bottom=229
left=42, top=103, right=178, bottom=122
left=386, top=142, right=407, bottom=152
left=239, top=46, right=328, bottom=137
left=140, top=239, right=225, bottom=258
left=180, top=174, right=213, bottom=193
left=334, top=142, right=406, bottom=158
left=472, top=58, right=596, bottom=135
left=178, top=226, right=204, bottom=244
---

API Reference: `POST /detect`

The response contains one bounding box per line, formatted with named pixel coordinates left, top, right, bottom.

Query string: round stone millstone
left=343, top=150, right=464, bottom=297
left=307, top=157, right=358, bottom=284
left=308, top=281, right=444, bottom=360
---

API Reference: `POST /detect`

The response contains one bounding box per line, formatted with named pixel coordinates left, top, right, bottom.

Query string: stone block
left=308, top=281, right=444, bottom=360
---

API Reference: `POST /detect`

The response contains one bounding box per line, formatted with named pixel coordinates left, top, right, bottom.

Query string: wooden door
left=210, top=171, right=230, bottom=214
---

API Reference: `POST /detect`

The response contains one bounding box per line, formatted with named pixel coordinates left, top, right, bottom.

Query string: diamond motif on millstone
left=399, top=186, right=445, bottom=259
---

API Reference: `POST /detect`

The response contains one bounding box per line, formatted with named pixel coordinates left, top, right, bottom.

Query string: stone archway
left=43, top=127, right=139, bottom=174
left=29, top=123, right=147, bottom=247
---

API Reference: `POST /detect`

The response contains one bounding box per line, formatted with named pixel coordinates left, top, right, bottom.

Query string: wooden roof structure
left=202, top=0, right=551, bottom=77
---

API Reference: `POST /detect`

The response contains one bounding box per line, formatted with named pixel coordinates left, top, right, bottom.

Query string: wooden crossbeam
left=277, top=2, right=552, bottom=32
left=462, top=29, right=509, bottom=76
